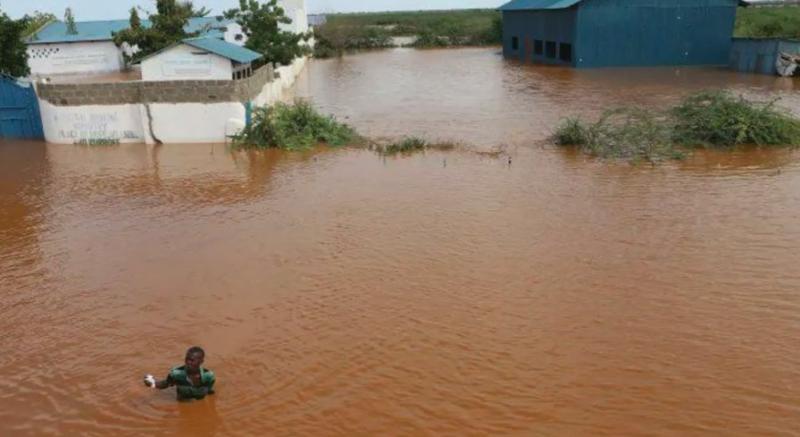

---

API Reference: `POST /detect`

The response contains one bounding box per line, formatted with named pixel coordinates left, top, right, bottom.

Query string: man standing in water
left=144, top=346, right=216, bottom=401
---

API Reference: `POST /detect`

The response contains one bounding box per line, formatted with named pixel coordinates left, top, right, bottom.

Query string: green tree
left=0, top=10, right=30, bottom=77
left=22, top=11, right=56, bottom=39
left=129, top=7, right=142, bottom=30
left=184, top=2, right=212, bottom=18
left=113, top=0, right=200, bottom=64
left=64, top=7, right=78, bottom=35
left=224, top=0, right=311, bottom=66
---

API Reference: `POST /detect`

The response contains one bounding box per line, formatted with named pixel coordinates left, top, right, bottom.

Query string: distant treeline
left=313, top=9, right=501, bottom=58
left=735, top=6, right=800, bottom=38
left=312, top=6, right=800, bottom=58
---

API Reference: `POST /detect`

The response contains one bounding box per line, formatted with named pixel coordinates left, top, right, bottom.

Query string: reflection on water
left=2, top=48, right=800, bottom=435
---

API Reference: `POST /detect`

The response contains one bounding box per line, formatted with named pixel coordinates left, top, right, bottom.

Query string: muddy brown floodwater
left=2, top=48, right=800, bottom=436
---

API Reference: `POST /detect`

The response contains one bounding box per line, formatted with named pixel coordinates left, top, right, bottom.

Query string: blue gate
left=0, top=75, right=44, bottom=140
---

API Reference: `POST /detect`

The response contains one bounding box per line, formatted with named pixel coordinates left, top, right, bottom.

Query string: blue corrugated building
left=730, top=38, right=800, bottom=75
left=500, top=0, right=745, bottom=68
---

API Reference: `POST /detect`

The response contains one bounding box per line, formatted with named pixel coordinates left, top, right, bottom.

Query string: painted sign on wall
left=160, top=55, right=214, bottom=78
left=142, top=44, right=232, bottom=81
left=39, top=102, right=145, bottom=144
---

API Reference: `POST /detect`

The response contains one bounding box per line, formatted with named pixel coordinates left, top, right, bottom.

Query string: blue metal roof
left=181, top=37, right=262, bottom=64
left=499, top=0, right=582, bottom=11
left=27, top=16, right=232, bottom=44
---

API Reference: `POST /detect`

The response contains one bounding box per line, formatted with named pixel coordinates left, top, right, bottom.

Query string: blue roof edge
left=137, top=37, right=262, bottom=65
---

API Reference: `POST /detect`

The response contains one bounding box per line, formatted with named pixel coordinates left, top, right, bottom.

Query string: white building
left=25, top=0, right=309, bottom=78
left=141, top=37, right=262, bottom=81
left=26, top=19, right=131, bottom=76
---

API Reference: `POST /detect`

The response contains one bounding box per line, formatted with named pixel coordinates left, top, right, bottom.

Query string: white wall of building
left=27, top=41, right=124, bottom=77
left=144, top=103, right=245, bottom=143
left=141, top=44, right=233, bottom=81
left=38, top=55, right=309, bottom=145
left=252, top=56, right=307, bottom=106
left=38, top=100, right=146, bottom=144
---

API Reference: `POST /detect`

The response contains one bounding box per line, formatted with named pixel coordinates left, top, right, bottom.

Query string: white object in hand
left=145, top=374, right=156, bottom=388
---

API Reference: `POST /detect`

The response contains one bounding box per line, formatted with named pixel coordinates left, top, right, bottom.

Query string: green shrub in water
left=671, top=91, right=800, bottom=148
left=554, top=109, right=684, bottom=162
left=382, top=137, right=428, bottom=153
left=373, top=137, right=456, bottom=155
left=554, top=91, right=800, bottom=162
left=233, top=101, right=358, bottom=150
left=553, top=117, right=590, bottom=146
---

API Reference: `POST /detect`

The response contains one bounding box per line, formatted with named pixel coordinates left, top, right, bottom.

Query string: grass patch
left=671, top=91, right=800, bottom=147
left=232, top=100, right=359, bottom=150
left=372, top=137, right=456, bottom=155
left=735, top=6, right=800, bottom=38
left=313, top=9, right=501, bottom=57
left=313, top=25, right=394, bottom=58
left=554, top=109, right=683, bottom=163
left=554, top=91, right=800, bottom=162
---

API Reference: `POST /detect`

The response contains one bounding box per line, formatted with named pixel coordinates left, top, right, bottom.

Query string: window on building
left=511, top=37, right=519, bottom=50
left=559, top=43, right=573, bottom=62
left=534, top=40, right=543, bottom=56
left=545, top=41, right=557, bottom=59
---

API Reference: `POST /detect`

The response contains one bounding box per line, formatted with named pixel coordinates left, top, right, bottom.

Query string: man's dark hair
left=186, top=346, right=205, bottom=357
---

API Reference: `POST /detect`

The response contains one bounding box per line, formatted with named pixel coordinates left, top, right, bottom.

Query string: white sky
left=3, top=0, right=503, bottom=20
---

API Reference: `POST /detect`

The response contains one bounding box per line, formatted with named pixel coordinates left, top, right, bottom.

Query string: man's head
left=185, top=346, right=205, bottom=373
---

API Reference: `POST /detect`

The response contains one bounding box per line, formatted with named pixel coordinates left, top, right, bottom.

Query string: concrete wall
left=37, top=65, right=274, bottom=106
left=249, top=57, right=307, bottom=106
left=141, top=44, right=234, bottom=81
left=27, top=41, right=124, bottom=76
left=38, top=101, right=146, bottom=144
left=145, top=103, right=246, bottom=144
left=35, top=57, right=306, bottom=145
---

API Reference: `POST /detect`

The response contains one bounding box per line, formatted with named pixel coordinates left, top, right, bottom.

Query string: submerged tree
left=224, top=0, right=311, bottom=66
left=113, top=0, right=200, bottom=64
left=64, top=7, right=78, bottom=35
left=0, top=10, right=30, bottom=77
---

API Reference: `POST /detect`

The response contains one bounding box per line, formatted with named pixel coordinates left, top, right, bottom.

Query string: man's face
left=185, top=352, right=204, bottom=373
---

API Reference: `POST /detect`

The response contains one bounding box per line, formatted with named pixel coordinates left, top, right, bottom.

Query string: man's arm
left=154, top=377, right=173, bottom=389
left=144, top=373, right=175, bottom=389
left=206, top=372, right=216, bottom=395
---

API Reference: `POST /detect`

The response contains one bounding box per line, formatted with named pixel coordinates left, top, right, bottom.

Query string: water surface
left=2, top=48, right=800, bottom=436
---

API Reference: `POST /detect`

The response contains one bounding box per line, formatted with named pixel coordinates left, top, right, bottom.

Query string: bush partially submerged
left=373, top=137, right=456, bottom=155
left=233, top=101, right=358, bottom=150
left=554, top=109, right=683, bottom=162
left=671, top=91, right=800, bottom=147
left=554, top=91, right=800, bottom=162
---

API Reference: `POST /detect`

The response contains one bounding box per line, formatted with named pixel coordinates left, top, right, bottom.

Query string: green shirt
left=166, top=365, right=216, bottom=400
